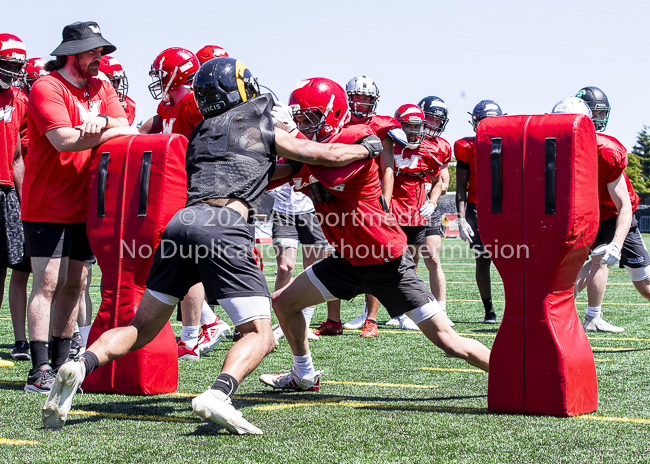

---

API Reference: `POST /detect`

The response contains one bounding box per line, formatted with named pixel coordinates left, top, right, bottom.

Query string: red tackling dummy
left=83, top=134, right=187, bottom=395
left=476, top=114, right=599, bottom=417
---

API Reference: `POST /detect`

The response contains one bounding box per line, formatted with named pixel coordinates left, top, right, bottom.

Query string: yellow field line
left=594, top=359, right=614, bottom=362
left=454, top=332, right=650, bottom=343
left=67, top=410, right=200, bottom=424
left=448, top=299, right=650, bottom=306
left=420, top=367, right=485, bottom=373
left=321, top=380, right=438, bottom=389
left=577, top=415, right=650, bottom=425
left=0, top=438, right=37, bottom=445
left=592, top=347, right=650, bottom=352
left=0, top=317, right=11, bottom=320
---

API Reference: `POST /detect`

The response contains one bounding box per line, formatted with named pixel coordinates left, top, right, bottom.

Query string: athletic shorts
left=0, top=186, right=25, bottom=267
left=593, top=215, right=650, bottom=279
left=400, top=225, right=426, bottom=246
left=146, top=203, right=270, bottom=304
left=424, top=208, right=442, bottom=237
left=271, top=210, right=327, bottom=249
left=308, top=251, right=435, bottom=318
left=465, top=202, right=486, bottom=254
left=23, top=221, right=95, bottom=262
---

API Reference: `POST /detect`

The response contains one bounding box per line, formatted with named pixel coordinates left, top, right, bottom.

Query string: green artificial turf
left=1, top=239, right=649, bottom=463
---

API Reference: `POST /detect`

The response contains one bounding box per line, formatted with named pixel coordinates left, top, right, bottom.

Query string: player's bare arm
left=13, top=136, right=24, bottom=203
left=45, top=124, right=139, bottom=153
left=455, top=166, right=469, bottom=219
left=139, top=115, right=163, bottom=134
left=439, top=167, right=450, bottom=195
left=379, top=136, right=395, bottom=206
left=607, top=173, right=633, bottom=247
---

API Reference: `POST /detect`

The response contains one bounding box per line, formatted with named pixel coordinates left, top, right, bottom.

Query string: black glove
left=359, top=135, right=383, bottom=158
left=307, top=183, right=337, bottom=203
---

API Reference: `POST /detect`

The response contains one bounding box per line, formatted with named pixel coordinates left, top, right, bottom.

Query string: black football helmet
left=576, top=86, right=610, bottom=132
left=469, top=100, right=503, bottom=132
left=193, top=57, right=260, bottom=118
left=418, top=96, right=449, bottom=138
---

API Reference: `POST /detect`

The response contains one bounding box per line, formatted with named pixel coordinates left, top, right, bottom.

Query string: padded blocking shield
left=83, top=134, right=187, bottom=395
left=476, top=114, right=599, bottom=416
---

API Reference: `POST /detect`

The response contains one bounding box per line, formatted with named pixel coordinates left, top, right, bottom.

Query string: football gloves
left=419, top=202, right=436, bottom=219
left=272, top=102, right=297, bottom=133
left=359, top=135, right=383, bottom=158
left=591, top=242, right=621, bottom=267
left=458, top=218, right=474, bottom=243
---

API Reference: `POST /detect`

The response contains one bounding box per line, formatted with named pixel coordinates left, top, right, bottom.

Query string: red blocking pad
left=476, top=114, right=599, bottom=417
left=83, top=134, right=187, bottom=395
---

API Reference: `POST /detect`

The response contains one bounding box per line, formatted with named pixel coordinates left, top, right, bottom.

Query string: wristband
left=98, top=114, right=109, bottom=127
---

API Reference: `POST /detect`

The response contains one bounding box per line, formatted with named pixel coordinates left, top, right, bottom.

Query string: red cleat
left=360, top=319, right=378, bottom=337
left=313, top=319, right=343, bottom=336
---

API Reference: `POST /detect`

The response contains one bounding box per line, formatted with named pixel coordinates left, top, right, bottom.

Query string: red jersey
left=23, top=71, right=126, bottom=223
left=294, top=126, right=407, bottom=265
left=346, top=115, right=400, bottom=140
left=0, top=87, right=27, bottom=186
left=454, top=136, right=476, bottom=203
left=124, top=96, right=136, bottom=125
left=18, top=89, right=29, bottom=157
left=391, top=138, right=451, bottom=227
left=596, top=133, right=639, bottom=221
left=156, top=91, right=203, bottom=140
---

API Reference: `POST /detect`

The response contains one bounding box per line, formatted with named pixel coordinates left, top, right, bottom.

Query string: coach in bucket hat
left=51, top=21, right=116, bottom=56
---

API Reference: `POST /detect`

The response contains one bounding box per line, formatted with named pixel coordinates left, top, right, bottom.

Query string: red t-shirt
left=454, top=136, right=476, bottom=204
left=0, top=87, right=27, bottom=187
left=596, top=133, right=639, bottom=221
left=156, top=91, right=203, bottom=140
left=346, top=115, right=400, bottom=141
left=18, top=89, right=29, bottom=157
left=293, top=126, right=407, bottom=266
left=22, top=71, right=127, bottom=223
left=124, top=96, right=136, bottom=126
left=391, top=138, right=451, bottom=227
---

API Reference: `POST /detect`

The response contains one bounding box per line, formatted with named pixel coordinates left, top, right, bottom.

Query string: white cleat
left=584, top=315, right=624, bottom=333
left=398, top=314, right=420, bottom=331
left=385, top=317, right=400, bottom=327
left=42, top=360, right=86, bottom=430
left=192, top=389, right=262, bottom=435
left=272, top=325, right=285, bottom=344
left=196, top=320, right=231, bottom=356
left=343, top=311, right=368, bottom=330
left=259, top=366, right=322, bottom=391
left=307, top=329, right=319, bottom=341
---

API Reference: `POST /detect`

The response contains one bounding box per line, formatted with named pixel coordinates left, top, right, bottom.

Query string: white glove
left=419, top=202, right=436, bottom=219
left=388, top=128, right=419, bottom=150
left=591, top=242, right=622, bottom=267
left=271, top=102, right=297, bottom=133
left=458, top=218, right=474, bottom=243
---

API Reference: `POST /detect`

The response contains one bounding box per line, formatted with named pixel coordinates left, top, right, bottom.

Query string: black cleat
left=10, top=341, right=31, bottom=361
left=25, top=366, right=56, bottom=394
left=483, top=310, right=498, bottom=324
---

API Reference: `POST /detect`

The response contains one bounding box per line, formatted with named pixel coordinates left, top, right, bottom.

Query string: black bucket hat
left=51, top=21, right=116, bottom=56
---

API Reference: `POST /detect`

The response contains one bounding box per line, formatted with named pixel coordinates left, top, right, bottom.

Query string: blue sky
left=4, top=0, right=650, bottom=150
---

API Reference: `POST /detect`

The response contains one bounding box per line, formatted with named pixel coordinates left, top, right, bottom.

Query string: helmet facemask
left=401, top=120, right=426, bottom=145
left=590, top=107, right=610, bottom=132
left=110, top=70, right=128, bottom=101
left=0, top=57, right=26, bottom=90
left=424, top=111, right=448, bottom=138
left=293, top=107, right=328, bottom=141
left=347, top=92, right=378, bottom=119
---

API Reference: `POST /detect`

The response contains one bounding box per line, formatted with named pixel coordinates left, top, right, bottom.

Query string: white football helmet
left=551, top=97, right=593, bottom=118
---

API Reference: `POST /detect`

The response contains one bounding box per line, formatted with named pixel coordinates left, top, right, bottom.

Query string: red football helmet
left=99, top=55, right=128, bottom=101
left=395, top=104, right=426, bottom=145
left=0, top=33, right=27, bottom=90
left=196, top=45, right=229, bottom=64
left=23, top=57, right=49, bottom=94
left=148, top=47, right=199, bottom=101
left=288, top=77, right=351, bottom=142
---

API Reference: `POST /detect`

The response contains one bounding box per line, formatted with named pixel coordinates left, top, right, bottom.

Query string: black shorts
left=424, top=208, right=442, bottom=237
left=146, top=204, right=270, bottom=304
left=593, top=215, right=650, bottom=269
left=0, top=186, right=25, bottom=267
left=23, top=221, right=95, bottom=262
left=400, top=225, right=426, bottom=246
left=271, top=210, right=327, bottom=248
left=310, top=251, right=434, bottom=318
left=465, top=202, right=486, bottom=253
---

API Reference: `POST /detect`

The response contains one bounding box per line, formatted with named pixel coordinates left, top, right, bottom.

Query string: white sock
left=79, top=325, right=91, bottom=347
left=302, top=306, right=315, bottom=326
left=292, top=353, right=316, bottom=378
left=438, top=300, right=447, bottom=312
left=181, top=325, right=200, bottom=349
left=586, top=305, right=601, bottom=319
left=200, top=301, right=217, bottom=326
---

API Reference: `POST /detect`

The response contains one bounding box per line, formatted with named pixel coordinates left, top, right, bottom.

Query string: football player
left=99, top=55, right=136, bottom=125
left=455, top=100, right=503, bottom=323
left=259, top=78, right=490, bottom=392
left=0, top=34, right=29, bottom=361
left=42, top=58, right=382, bottom=434
left=139, top=47, right=230, bottom=359
left=567, top=88, right=648, bottom=332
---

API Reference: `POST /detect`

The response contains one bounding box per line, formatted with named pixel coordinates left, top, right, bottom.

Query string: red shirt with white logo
left=391, top=138, right=451, bottom=227
left=156, top=91, right=203, bottom=140
left=454, top=136, right=476, bottom=203
left=596, top=133, right=639, bottom=221
left=22, top=71, right=126, bottom=222
left=124, top=96, right=136, bottom=125
left=0, top=87, right=27, bottom=187
left=293, top=126, right=407, bottom=265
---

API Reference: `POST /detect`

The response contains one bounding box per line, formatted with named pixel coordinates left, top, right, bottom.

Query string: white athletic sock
left=292, top=353, right=316, bottom=378
left=438, top=300, right=447, bottom=312
left=586, top=305, right=601, bottom=319
left=181, top=325, right=200, bottom=349
left=302, top=306, right=315, bottom=326
left=78, top=325, right=91, bottom=347
left=200, top=301, right=217, bottom=326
